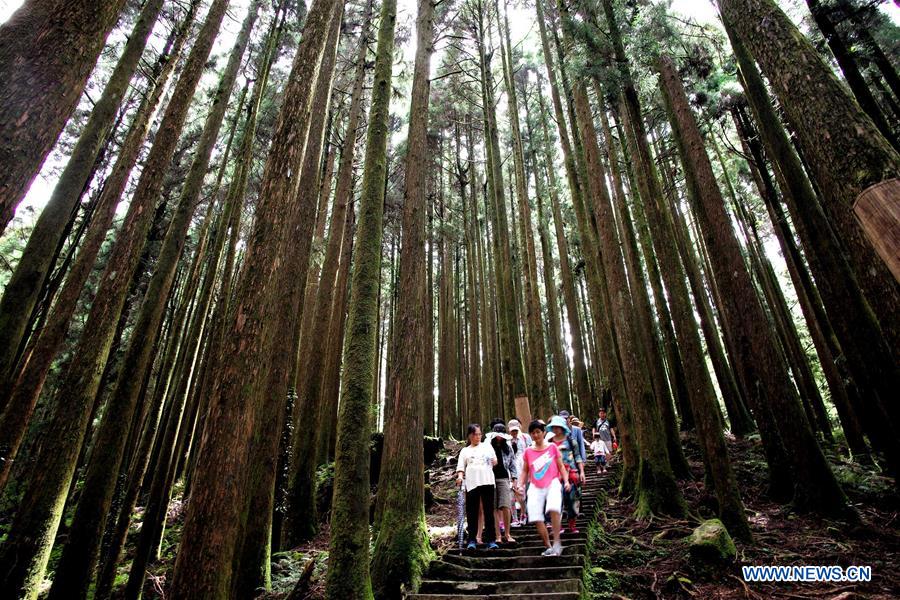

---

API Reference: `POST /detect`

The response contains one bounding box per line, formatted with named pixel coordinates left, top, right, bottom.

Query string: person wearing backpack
left=546, top=415, right=584, bottom=533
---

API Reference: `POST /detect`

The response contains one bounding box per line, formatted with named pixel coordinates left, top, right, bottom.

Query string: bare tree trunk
left=657, top=51, right=851, bottom=516
left=168, top=0, right=344, bottom=594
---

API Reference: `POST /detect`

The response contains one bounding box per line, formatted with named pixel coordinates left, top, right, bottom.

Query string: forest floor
left=118, top=436, right=898, bottom=599
left=586, top=434, right=900, bottom=599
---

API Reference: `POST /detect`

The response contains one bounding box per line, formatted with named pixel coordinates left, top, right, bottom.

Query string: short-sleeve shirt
left=590, top=440, right=607, bottom=456
left=595, top=419, right=613, bottom=443
left=457, top=442, right=497, bottom=491
left=523, top=444, right=561, bottom=489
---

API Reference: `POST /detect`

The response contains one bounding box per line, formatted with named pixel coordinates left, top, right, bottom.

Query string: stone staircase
left=408, top=475, right=606, bottom=599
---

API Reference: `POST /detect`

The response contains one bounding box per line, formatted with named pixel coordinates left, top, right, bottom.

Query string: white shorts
left=526, top=478, right=562, bottom=522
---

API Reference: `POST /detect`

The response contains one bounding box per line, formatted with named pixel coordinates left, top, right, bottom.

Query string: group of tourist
left=455, top=408, right=618, bottom=556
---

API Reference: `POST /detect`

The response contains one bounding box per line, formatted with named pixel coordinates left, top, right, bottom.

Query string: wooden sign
left=514, top=394, right=532, bottom=427
left=854, top=178, right=900, bottom=283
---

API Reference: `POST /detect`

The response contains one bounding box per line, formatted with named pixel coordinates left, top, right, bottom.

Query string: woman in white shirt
left=456, top=424, right=499, bottom=550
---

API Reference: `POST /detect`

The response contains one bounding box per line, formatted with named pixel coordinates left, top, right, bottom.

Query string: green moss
left=371, top=511, right=434, bottom=598
left=633, top=459, right=687, bottom=519
left=687, top=518, right=736, bottom=579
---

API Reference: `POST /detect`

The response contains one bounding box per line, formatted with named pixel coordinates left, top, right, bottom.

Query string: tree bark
left=0, top=0, right=164, bottom=387
left=167, top=0, right=344, bottom=595
left=657, top=52, right=851, bottom=516
left=0, top=0, right=128, bottom=233
left=324, top=0, right=396, bottom=593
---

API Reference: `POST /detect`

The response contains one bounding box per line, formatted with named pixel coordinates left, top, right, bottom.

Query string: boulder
left=687, top=519, right=736, bottom=577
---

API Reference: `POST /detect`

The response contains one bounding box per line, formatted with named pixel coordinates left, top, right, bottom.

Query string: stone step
left=497, top=538, right=585, bottom=550
left=426, top=562, right=583, bottom=582
left=407, top=593, right=580, bottom=600
left=418, top=578, right=581, bottom=595
left=446, top=543, right=585, bottom=558
left=441, top=553, right=585, bottom=569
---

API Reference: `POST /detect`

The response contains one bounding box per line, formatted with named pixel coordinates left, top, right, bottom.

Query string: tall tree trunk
left=524, top=97, right=570, bottom=412
left=167, top=0, right=343, bottom=595
left=536, top=89, right=591, bottom=413
left=570, top=77, right=684, bottom=517
left=498, top=0, right=550, bottom=418
left=659, top=151, right=755, bottom=438
left=596, top=90, right=690, bottom=479
left=49, top=5, right=262, bottom=597
left=0, top=1, right=230, bottom=594
left=371, top=0, right=435, bottom=590
left=733, top=105, right=868, bottom=458
left=718, top=0, right=900, bottom=353
left=95, top=42, right=264, bottom=591
left=804, top=0, right=897, bottom=148
left=0, top=0, right=128, bottom=233
left=656, top=52, right=851, bottom=516
left=0, top=0, right=164, bottom=387
left=324, top=0, right=396, bottom=592
left=617, top=112, right=697, bottom=434
left=0, top=8, right=196, bottom=492
left=274, top=1, right=344, bottom=548
left=476, top=10, right=527, bottom=419
left=727, top=24, right=900, bottom=477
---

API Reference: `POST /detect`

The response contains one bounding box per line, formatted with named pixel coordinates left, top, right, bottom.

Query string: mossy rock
left=687, top=519, right=736, bottom=579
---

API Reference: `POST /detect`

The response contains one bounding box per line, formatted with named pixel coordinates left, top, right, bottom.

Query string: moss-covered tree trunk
left=324, top=0, right=396, bottom=593
left=0, top=7, right=196, bottom=492
left=0, top=0, right=164, bottom=389
left=727, top=24, right=900, bottom=476
left=718, top=0, right=900, bottom=354
left=0, top=0, right=128, bottom=234
left=0, top=2, right=229, bottom=595
left=166, top=0, right=343, bottom=595
left=657, top=49, right=851, bottom=516
left=371, top=0, right=435, bottom=593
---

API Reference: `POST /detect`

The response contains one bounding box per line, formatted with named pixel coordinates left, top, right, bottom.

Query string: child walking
left=516, top=420, right=570, bottom=556
left=590, top=432, right=608, bottom=474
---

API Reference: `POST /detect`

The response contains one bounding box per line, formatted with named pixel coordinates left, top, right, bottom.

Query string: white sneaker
left=551, top=543, right=562, bottom=556
left=541, top=546, right=555, bottom=556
